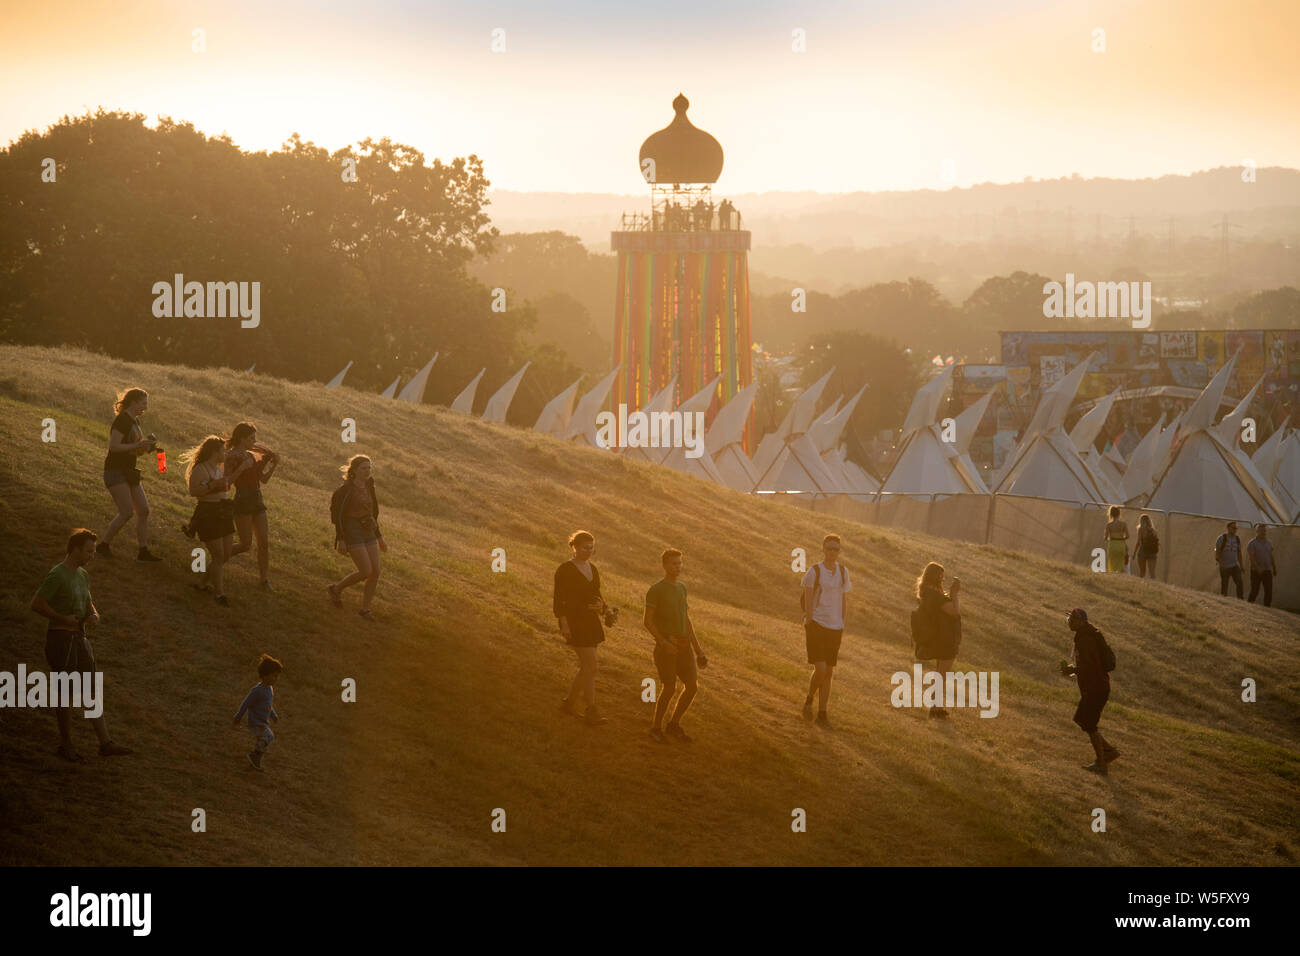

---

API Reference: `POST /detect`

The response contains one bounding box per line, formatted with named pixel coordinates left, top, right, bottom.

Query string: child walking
left=233, top=654, right=282, bottom=771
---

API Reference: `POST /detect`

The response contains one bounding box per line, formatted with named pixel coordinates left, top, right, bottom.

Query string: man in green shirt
left=29, top=529, right=133, bottom=762
left=644, top=548, right=706, bottom=743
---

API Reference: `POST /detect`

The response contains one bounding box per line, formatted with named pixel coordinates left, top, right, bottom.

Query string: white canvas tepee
left=450, top=369, right=486, bottom=414
left=396, top=354, right=438, bottom=404
left=482, top=362, right=530, bottom=424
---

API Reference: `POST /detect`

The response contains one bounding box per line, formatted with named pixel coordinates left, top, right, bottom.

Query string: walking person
left=184, top=435, right=242, bottom=606
left=225, top=422, right=279, bottom=590
left=644, top=548, right=706, bottom=743
left=1214, top=521, right=1245, bottom=599
left=232, top=654, right=282, bottom=772
left=97, top=387, right=163, bottom=561
left=1247, top=524, right=1278, bottom=607
left=1059, top=608, right=1119, bottom=775
left=327, top=455, right=386, bottom=621
left=1134, top=514, right=1160, bottom=579
left=29, top=529, right=133, bottom=762
left=801, top=534, right=852, bottom=728
left=1103, top=506, right=1129, bottom=573
left=913, top=561, right=960, bottom=719
left=553, top=531, right=610, bottom=726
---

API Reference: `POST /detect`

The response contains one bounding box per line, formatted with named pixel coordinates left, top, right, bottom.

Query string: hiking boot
left=327, top=584, right=343, bottom=608
left=98, top=741, right=133, bottom=757
left=95, top=542, right=113, bottom=559
left=584, top=706, right=608, bottom=726
left=649, top=727, right=669, bottom=744
left=247, top=751, right=264, bottom=771
left=358, top=608, right=375, bottom=622
left=666, top=723, right=693, bottom=742
left=814, top=713, right=831, bottom=729
left=136, top=547, right=163, bottom=562
left=1102, top=747, right=1121, bottom=764
left=1083, top=761, right=1108, bottom=775
left=802, top=698, right=814, bottom=718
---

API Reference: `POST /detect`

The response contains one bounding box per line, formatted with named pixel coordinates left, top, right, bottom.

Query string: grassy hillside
left=0, top=344, right=1296, bottom=866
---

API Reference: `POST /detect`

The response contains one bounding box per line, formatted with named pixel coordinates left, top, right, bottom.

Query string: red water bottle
left=157, top=450, right=167, bottom=473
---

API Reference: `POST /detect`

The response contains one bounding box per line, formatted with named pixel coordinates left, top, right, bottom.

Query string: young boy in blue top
left=233, top=654, right=282, bottom=771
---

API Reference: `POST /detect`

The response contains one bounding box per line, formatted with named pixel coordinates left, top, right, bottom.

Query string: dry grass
left=0, top=344, right=1295, bottom=866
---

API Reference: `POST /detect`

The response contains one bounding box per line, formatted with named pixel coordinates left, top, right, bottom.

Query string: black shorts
left=1073, top=686, right=1110, bottom=733
left=233, top=487, right=266, bottom=516
left=192, top=499, right=236, bottom=541
left=44, top=629, right=96, bottom=673
left=103, top=467, right=142, bottom=489
left=805, top=621, right=843, bottom=666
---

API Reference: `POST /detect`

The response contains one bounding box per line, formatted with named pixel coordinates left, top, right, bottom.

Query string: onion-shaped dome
left=638, top=93, right=723, bottom=185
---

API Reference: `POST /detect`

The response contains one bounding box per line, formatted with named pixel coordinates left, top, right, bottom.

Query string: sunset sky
left=2, top=0, right=1296, bottom=194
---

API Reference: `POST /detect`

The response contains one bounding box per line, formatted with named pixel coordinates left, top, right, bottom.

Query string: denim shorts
left=342, top=515, right=377, bottom=548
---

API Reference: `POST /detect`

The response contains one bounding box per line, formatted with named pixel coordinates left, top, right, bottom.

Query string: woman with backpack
left=327, top=455, right=386, bottom=622
left=1134, top=514, right=1159, bottom=579
left=912, top=562, right=960, bottom=719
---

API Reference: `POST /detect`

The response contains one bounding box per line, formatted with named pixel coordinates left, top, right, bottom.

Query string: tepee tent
left=706, top=382, right=760, bottom=492
left=325, top=361, right=353, bottom=389
left=1265, top=425, right=1300, bottom=522
left=1118, top=414, right=1166, bottom=503
left=992, top=354, right=1118, bottom=504
left=534, top=376, right=584, bottom=436
left=624, top=377, right=678, bottom=464
left=380, top=376, right=401, bottom=399
left=1211, top=375, right=1292, bottom=522
left=564, top=366, right=622, bottom=447
left=752, top=371, right=845, bottom=494
left=481, top=362, right=530, bottom=424
left=879, top=367, right=988, bottom=497
left=396, top=354, right=438, bottom=404
left=450, top=369, right=486, bottom=414
left=1143, top=355, right=1285, bottom=523
left=660, top=377, right=727, bottom=480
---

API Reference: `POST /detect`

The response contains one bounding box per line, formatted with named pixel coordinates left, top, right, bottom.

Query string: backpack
left=800, top=563, right=846, bottom=614
left=1141, top=527, right=1159, bottom=555
left=1097, top=630, right=1117, bottom=672
left=800, top=565, right=821, bottom=613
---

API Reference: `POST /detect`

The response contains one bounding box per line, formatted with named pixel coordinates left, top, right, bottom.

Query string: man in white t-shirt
left=801, top=533, right=852, bottom=727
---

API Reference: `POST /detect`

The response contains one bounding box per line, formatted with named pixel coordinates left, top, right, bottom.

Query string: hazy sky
left=3, top=0, right=1296, bottom=194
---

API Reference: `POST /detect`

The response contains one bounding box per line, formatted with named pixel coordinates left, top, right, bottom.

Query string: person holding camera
left=644, top=548, right=706, bottom=744
left=553, top=530, right=610, bottom=725
left=327, top=455, right=386, bottom=622
left=97, top=387, right=163, bottom=562
left=184, top=435, right=243, bottom=606
left=913, top=561, right=960, bottom=719
left=30, top=529, right=133, bottom=761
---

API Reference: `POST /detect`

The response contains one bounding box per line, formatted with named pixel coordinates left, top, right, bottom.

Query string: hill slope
left=0, top=345, right=1296, bottom=866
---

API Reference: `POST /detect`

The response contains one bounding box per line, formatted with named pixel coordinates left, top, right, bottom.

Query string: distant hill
left=0, top=345, right=1296, bottom=865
